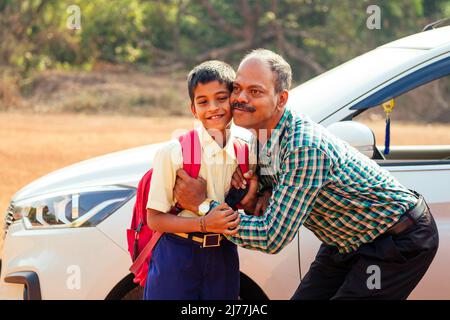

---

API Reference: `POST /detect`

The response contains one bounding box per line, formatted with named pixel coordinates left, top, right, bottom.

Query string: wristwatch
left=198, top=199, right=214, bottom=216
left=198, top=199, right=220, bottom=216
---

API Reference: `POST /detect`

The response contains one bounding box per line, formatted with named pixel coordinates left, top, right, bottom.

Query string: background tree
left=1, top=0, right=449, bottom=115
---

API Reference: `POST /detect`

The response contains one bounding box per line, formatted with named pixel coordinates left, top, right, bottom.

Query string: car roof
left=381, top=26, right=450, bottom=50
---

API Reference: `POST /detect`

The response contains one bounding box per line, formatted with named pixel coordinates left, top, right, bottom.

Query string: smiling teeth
left=210, top=115, right=222, bottom=119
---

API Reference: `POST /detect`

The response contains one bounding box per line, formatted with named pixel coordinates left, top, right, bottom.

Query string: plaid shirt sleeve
left=226, top=146, right=332, bottom=254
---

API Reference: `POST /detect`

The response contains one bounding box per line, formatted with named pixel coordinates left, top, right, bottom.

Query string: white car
left=1, top=25, right=450, bottom=300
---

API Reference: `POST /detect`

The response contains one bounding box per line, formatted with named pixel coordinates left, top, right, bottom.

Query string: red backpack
left=127, top=129, right=249, bottom=287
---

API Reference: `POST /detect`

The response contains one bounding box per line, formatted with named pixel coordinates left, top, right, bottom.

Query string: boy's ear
left=190, top=103, right=198, bottom=118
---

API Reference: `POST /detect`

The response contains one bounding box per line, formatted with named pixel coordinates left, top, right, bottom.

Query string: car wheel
left=121, top=285, right=143, bottom=300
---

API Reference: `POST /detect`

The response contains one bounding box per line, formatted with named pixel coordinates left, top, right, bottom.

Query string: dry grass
left=1, top=113, right=449, bottom=248
left=5, top=69, right=190, bottom=116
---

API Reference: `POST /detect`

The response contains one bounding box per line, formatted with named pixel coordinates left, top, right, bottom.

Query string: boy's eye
left=218, top=96, right=228, bottom=101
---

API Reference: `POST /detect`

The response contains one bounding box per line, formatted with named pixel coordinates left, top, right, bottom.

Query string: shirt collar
left=195, top=125, right=237, bottom=160
left=260, top=108, right=291, bottom=156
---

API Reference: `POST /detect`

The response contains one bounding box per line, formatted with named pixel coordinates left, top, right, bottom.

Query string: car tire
left=110, top=273, right=268, bottom=300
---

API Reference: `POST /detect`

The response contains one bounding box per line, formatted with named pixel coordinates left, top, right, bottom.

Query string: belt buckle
left=202, top=234, right=221, bottom=248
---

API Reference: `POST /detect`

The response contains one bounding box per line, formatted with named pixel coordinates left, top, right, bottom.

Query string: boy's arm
left=146, top=208, right=201, bottom=233
left=146, top=141, right=202, bottom=233
left=147, top=206, right=240, bottom=235
left=146, top=140, right=239, bottom=235
left=146, top=140, right=182, bottom=214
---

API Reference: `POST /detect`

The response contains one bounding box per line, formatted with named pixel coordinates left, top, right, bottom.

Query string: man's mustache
left=231, top=102, right=256, bottom=113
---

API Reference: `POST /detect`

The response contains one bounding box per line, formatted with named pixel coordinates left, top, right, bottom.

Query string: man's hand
left=174, top=169, right=207, bottom=213
left=203, top=202, right=240, bottom=235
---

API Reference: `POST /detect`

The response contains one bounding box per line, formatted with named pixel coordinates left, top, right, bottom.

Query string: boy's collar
left=195, top=126, right=237, bottom=160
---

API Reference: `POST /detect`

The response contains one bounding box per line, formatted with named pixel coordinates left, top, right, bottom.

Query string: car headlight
left=7, top=185, right=135, bottom=231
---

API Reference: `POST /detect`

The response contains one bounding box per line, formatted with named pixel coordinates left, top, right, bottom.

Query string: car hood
left=12, top=142, right=165, bottom=202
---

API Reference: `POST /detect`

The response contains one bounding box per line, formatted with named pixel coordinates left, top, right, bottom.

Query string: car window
left=289, top=48, right=424, bottom=122
left=354, top=75, right=450, bottom=160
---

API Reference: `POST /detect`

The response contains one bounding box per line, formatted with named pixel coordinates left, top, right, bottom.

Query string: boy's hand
left=174, top=169, right=207, bottom=213
left=254, top=189, right=272, bottom=217
left=203, top=202, right=240, bottom=235
left=238, top=170, right=259, bottom=214
left=231, top=167, right=247, bottom=189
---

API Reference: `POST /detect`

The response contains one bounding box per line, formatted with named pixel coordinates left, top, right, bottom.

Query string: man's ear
left=276, top=90, right=289, bottom=110
left=190, top=103, right=198, bottom=118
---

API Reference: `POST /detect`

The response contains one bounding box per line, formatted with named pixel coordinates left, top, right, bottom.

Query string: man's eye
left=251, top=89, right=261, bottom=95
left=233, top=87, right=240, bottom=93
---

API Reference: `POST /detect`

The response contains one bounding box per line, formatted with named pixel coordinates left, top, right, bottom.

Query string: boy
left=144, top=60, right=243, bottom=300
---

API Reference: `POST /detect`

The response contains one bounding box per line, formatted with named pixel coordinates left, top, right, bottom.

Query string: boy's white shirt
left=146, top=125, right=239, bottom=217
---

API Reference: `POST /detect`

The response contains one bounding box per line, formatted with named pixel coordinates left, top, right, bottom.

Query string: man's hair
left=187, top=60, right=236, bottom=103
left=241, top=49, right=292, bottom=93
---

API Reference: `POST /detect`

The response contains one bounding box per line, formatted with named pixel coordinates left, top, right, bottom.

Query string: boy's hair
left=187, top=60, right=236, bottom=103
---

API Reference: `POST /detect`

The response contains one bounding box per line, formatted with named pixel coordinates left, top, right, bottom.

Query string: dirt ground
left=1, top=112, right=449, bottom=246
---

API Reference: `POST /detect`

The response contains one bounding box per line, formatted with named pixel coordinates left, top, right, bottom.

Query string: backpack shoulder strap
left=233, top=138, right=249, bottom=175
left=178, top=129, right=201, bottom=179
left=129, top=230, right=163, bottom=275
left=130, top=130, right=202, bottom=275
left=134, top=168, right=153, bottom=231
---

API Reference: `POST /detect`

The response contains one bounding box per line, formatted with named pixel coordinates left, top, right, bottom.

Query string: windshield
left=287, top=47, right=425, bottom=122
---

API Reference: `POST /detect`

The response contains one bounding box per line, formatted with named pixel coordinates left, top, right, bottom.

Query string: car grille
left=3, top=203, right=15, bottom=237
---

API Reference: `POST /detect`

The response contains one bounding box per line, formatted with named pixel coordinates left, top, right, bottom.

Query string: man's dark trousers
left=292, top=203, right=439, bottom=300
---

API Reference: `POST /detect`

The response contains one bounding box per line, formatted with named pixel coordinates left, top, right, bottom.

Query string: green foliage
left=0, top=0, right=448, bottom=81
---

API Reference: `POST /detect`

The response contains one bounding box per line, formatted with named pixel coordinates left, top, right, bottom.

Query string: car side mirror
left=326, top=121, right=376, bottom=159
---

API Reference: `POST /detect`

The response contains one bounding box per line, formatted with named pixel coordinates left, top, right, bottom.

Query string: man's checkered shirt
left=227, top=108, right=417, bottom=254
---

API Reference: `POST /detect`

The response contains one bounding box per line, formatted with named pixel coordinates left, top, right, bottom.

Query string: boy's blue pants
left=143, top=233, right=240, bottom=300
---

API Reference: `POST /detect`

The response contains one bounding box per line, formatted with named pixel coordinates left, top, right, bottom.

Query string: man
left=174, top=49, right=439, bottom=299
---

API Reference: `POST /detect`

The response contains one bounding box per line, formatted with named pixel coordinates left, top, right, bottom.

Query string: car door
left=382, top=162, right=450, bottom=299
left=299, top=51, right=450, bottom=299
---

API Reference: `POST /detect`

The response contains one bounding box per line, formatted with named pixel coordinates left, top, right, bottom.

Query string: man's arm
left=226, top=147, right=332, bottom=254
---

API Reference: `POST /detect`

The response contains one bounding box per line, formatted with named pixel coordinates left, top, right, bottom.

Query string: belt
left=172, top=232, right=223, bottom=248
left=385, top=195, right=429, bottom=235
